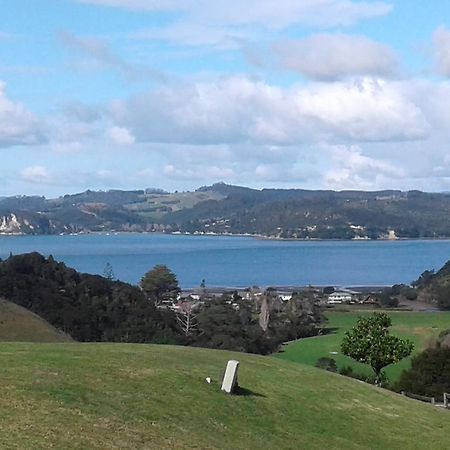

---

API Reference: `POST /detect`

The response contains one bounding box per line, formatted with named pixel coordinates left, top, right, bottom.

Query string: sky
left=2, top=0, right=450, bottom=196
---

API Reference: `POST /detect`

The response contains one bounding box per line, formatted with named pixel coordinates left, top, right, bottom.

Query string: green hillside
left=0, top=298, right=72, bottom=343
left=0, top=343, right=449, bottom=449
left=6, top=184, right=450, bottom=238
left=276, top=311, right=450, bottom=381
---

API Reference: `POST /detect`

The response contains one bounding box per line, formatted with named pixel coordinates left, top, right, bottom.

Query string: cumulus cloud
left=106, top=126, right=135, bottom=145
left=272, top=33, right=398, bottom=80
left=0, top=81, right=45, bottom=147
left=433, top=26, right=450, bottom=77
left=296, top=77, right=429, bottom=141
left=109, top=76, right=428, bottom=146
left=326, top=143, right=404, bottom=180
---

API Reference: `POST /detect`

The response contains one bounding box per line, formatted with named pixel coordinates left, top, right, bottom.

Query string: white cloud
left=296, top=78, right=429, bottom=141
left=433, top=26, right=450, bottom=77
left=109, top=76, right=428, bottom=146
left=76, top=0, right=179, bottom=11
left=132, top=24, right=248, bottom=50
left=163, top=164, right=196, bottom=180
left=77, top=0, right=392, bottom=29
left=320, top=145, right=404, bottom=189
left=20, top=166, right=52, bottom=184
left=19, top=165, right=128, bottom=189
left=59, top=31, right=166, bottom=82
left=0, top=81, right=44, bottom=147
left=106, top=126, right=135, bottom=145
left=273, top=33, right=398, bottom=80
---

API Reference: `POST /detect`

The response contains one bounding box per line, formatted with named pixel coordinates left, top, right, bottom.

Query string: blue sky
left=2, top=0, right=450, bottom=196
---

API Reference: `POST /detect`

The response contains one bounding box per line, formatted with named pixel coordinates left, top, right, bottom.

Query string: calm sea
left=0, top=234, right=450, bottom=288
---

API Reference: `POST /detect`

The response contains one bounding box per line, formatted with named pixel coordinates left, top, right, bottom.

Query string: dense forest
left=0, top=253, right=322, bottom=354
left=3, top=184, right=450, bottom=238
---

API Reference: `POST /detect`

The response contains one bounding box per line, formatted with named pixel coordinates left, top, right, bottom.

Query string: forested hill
left=0, top=253, right=322, bottom=353
left=3, top=183, right=450, bottom=238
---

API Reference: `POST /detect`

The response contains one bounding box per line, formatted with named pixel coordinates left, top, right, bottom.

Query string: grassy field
left=0, top=298, right=72, bottom=343
left=0, top=342, right=449, bottom=449
left=275, top=310, right=450, bottom=381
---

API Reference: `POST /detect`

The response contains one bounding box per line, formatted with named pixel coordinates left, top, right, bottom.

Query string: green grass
left=0, top=298, right=72, bottom=343
left=275, top=310, right=450, bottom=381
left=0, top=342, right=449, bottom=449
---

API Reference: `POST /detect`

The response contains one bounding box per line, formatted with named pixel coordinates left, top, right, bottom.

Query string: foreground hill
left=0, top=298, right=72, bottom=342
left=4, top=184, right=450, bottom=238
left=0, top=343, right=449, bottom=449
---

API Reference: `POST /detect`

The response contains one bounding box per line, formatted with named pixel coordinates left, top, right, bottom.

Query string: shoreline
left=2, top=230, right=450, bottom=242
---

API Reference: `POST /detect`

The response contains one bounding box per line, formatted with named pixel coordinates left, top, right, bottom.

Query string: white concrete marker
left=221, top=360, right=239, bottom=394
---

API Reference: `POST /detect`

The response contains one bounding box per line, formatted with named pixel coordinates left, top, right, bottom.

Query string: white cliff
left=0, top=214, right=24, bottom=235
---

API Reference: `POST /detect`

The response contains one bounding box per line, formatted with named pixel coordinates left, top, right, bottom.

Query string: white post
left=221, top=360, right=239, bottom=394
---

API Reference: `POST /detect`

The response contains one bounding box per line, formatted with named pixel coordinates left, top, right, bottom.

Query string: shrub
left=395, top=347, right=450, bottom=399
left=315, top=357, right=337, bottom=372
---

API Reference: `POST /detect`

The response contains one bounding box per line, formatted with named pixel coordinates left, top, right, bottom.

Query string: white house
left=327, top=292, right=352, bottom=304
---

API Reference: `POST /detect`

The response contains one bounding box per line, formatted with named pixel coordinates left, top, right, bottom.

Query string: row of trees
left=138, top=264, right=322, bottom=354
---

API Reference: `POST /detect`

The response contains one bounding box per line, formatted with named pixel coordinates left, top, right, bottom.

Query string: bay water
left=1, top=234, right=450, bottom=288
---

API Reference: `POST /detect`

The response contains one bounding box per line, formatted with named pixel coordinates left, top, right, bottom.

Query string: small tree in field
left=140, top=264, right=180, bottom=306
left=341, top=313, right=413, bottom=385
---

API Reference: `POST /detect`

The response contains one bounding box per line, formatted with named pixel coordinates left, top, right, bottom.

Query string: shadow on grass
left=320, top=327, right=339, bottom=336
left=235, top=386, right=266, bottom=398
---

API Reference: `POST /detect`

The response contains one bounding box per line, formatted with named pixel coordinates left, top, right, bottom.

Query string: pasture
left=0, top=342, right=449, bottom=449
left=275, top=310, right=450, bottom=381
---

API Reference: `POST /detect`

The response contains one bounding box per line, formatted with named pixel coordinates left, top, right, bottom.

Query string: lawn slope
left=275, top=311, right=450, bottom=381
left=0, top=298, right=72, bottom=342
left=0, top=343, right=448, bottom=449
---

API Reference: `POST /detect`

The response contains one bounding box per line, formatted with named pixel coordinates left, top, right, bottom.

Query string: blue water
left=0, top=234, right=450, bottom=288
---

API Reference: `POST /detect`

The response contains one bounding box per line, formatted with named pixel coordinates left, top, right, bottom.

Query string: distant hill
left=3, top=184, right=450, bottom=238
left=0, top=298, right=72, bottom=342
left=0, top=342, right=449, bottom=449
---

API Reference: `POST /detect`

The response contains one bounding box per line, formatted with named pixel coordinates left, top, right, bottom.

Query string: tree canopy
left=395, top=346, right=450, bottom=398
left=341, top=313, right=413, bottom=384
left=140, top=264, right=180, bottom=306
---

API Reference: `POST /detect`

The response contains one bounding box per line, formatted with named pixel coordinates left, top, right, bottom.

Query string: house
left=327, top=292, right=353, bottom=304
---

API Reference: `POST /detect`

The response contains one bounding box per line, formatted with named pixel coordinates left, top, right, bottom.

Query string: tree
left=341, top=313, right=413, bottom=385
left=140, top=264, right=180, bottom=306
left=377, top=289, right=399, bottom=308
left=103, top=262, right=115, bottom=280
left=176, top=301, right=198, bottom=336
left=395, top=347, right=450, bottom=398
